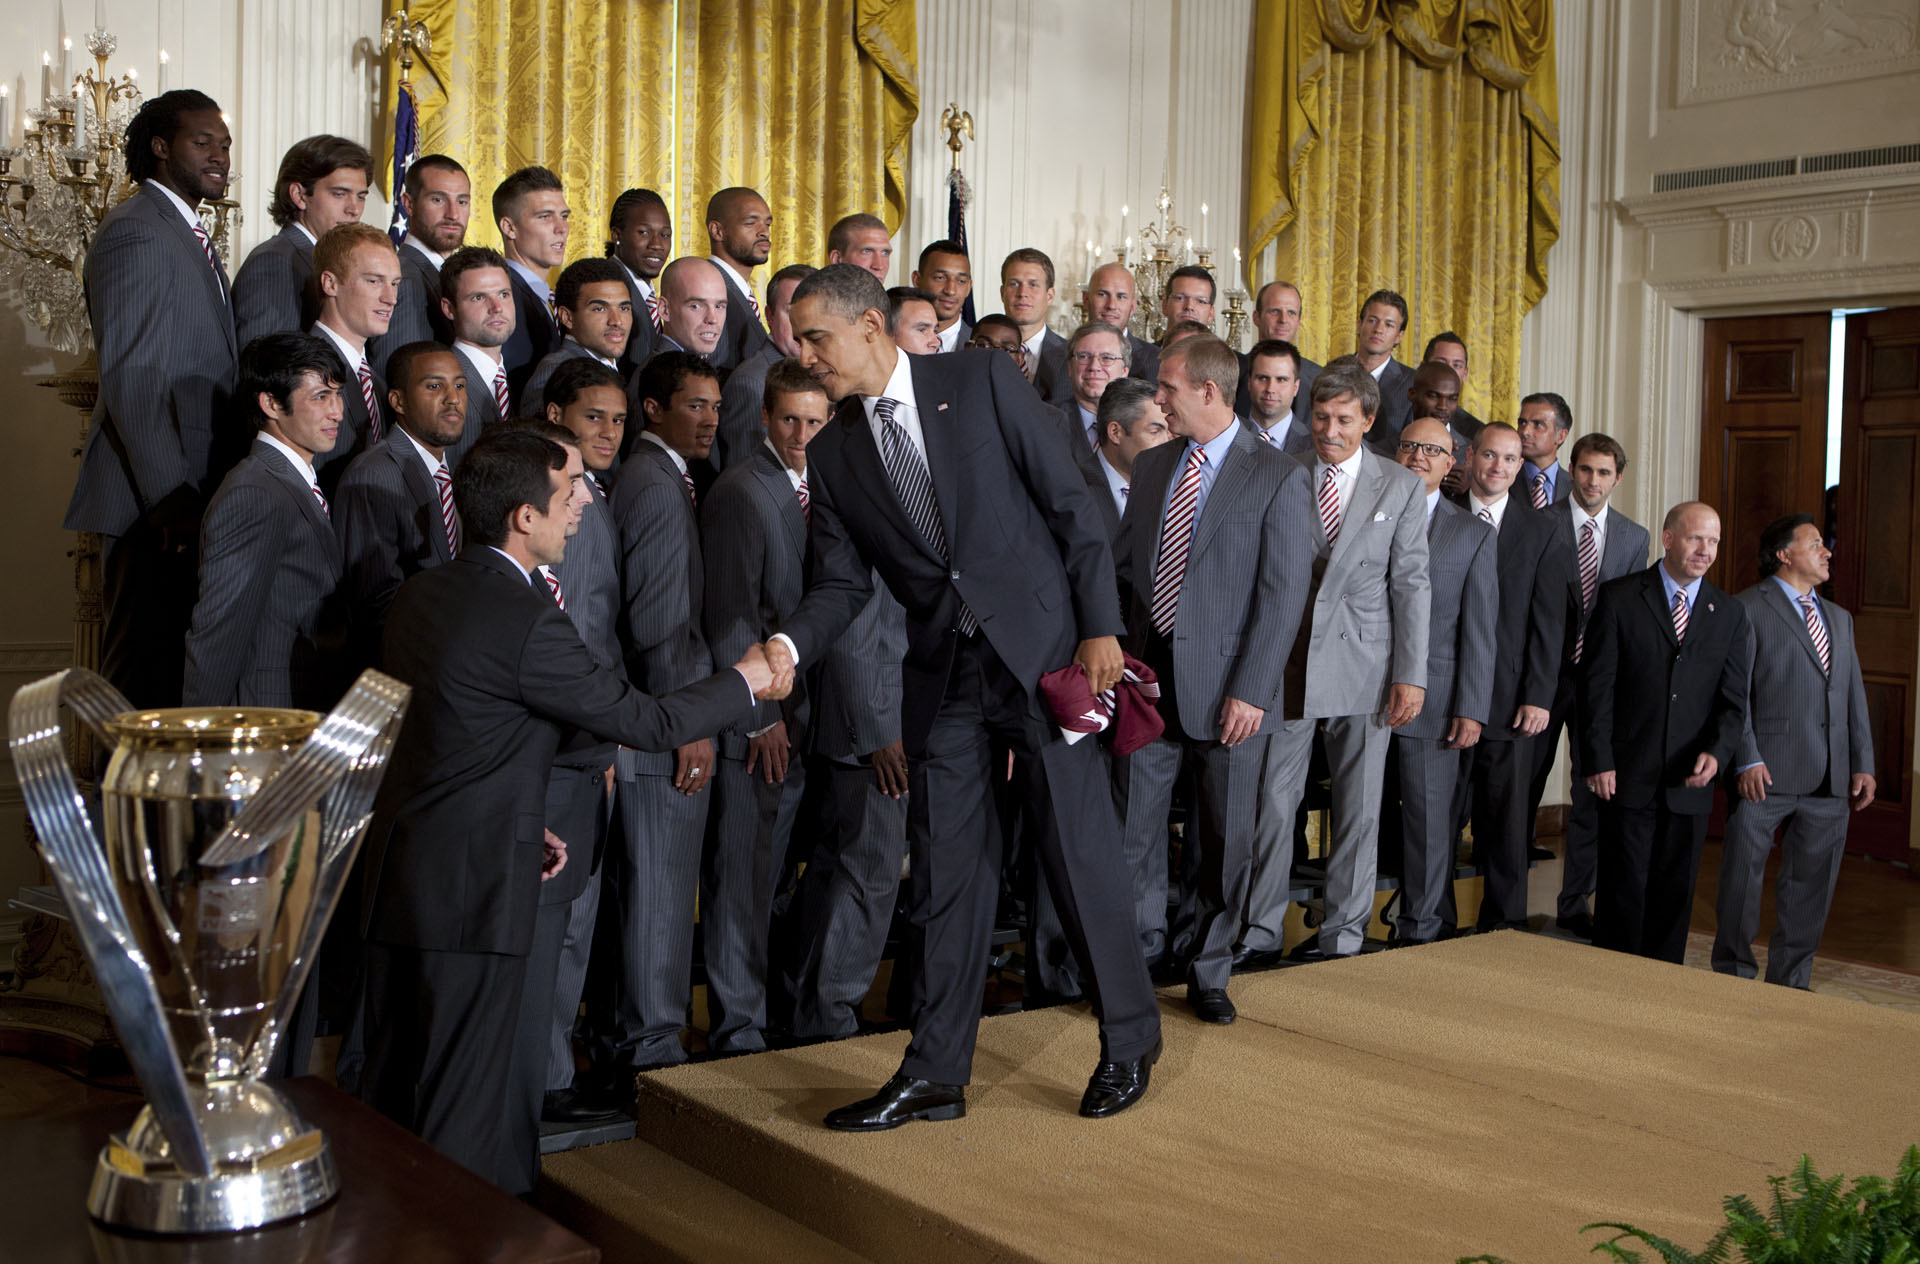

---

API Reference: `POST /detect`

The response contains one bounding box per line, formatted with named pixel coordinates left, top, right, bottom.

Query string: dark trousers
left=361, top=942, right=530, bottom=1194
left=1529, top=671, right=1604, bottom=918
left=1463, top=736, right=1536, bottom=929
left=1594, top=798, right=1706, bottom=963
left=703, top=744, right=806, bottom=1053
left=901, top=634, right=1159, bottom=1085
left=101, top=522, right=196, bottom=708
left=1712, top=790, right=1847, bottom=988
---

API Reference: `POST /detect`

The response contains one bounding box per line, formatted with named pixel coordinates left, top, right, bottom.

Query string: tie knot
left=1673, top=590, right=1687, bottom=610
left=874, top=396, right=898, bottom=426
left=1188, top=445, right=1208, bottom=468
left=1800, top=594, right=1817, bottom=612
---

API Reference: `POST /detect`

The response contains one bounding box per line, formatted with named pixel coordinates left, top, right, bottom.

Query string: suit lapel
left=255, top=441, right=343, bottom=567
left=832, top=398, right=940, bottom=563
left=391, top=431, right=452, bottom=563
left=143, top=186, right=234, bottom=348
left=753, top=445, right=807, bottom=563
left=1766, top=582, right=1829, bottom=675
left=1639, top=568, right=1679, bottom=647
left=1328, top=448, right=1388, bottom=569
left=1191, top=431, right=1256, bottom=558
left=909, top=355, right=963, bottom=552
left=1429, top=498, right=1461, bottom=555
left=1133, top=441, right=1182, bottom=595
left=1600, top=514, right=1636, bottom=580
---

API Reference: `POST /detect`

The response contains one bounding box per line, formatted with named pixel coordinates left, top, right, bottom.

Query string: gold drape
left=382, top=0, right=916, bottom=280
left=1246, top=0, right=1559, bottom=421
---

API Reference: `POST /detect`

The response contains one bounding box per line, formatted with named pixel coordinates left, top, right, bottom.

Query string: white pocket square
left=1373, top=511, right=1387, bottom=521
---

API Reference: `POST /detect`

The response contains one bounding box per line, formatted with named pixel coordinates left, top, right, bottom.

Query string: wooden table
left=1, top=1076, right=599, bottom=1263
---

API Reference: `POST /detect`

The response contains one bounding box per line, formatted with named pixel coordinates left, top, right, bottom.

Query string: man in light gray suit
left=698, top=361, right=827, bottom=1053
left=66, top=91, right=236, bottom=708
left=184, top=332, right=346, bottom=710
left=233, top=134, right=373, bottom=348
left=1387, top=419, right=1496, bottom=944
left=1241, top=358, right=1431, bottom=962
left=1715, top=513, right=1876, bottom=989
left=1114, top=337, right=1313, bottom=1021
left=715, top=265, right=814, bottom=471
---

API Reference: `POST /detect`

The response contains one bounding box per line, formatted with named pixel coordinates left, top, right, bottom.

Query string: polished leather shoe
left=1232, top=944, right=1289, bottom=970
left=1286, top=940, right=1356, bottom=963
left=823, top=1072, right=966, bottom=1131
left=1555, top=911, right=1595, bottom=940
left=541, top=1087, right=626, bottom=1124
left=1187, top=987, right=1235, bottom=1024
left=1080, top=1036, right=1162, bottom=1118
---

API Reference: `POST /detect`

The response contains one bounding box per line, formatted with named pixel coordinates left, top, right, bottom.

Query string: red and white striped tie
left=434, top=464, right=460, bottom=555
left=1671, top=589, right=1689, bottom=644
left=682, top=471, right=697, bottom=507
left=357, top=360, right=382, bottom=442
left=796, top=476, right=810, bottom=523
left=191, top=222, right=222, bottom=280
left=646, top=292, right=663, bottom=330
left=311, top=484, right=330, bottom=521
left=1574, top=519, right=1599, bottom=663
left=1530, top=472, right=1549, bottom=510
left=545, top=568, right=565, bottom=610
left=1478, top=507, right=1495, bottom=529
left=1149, top=445, right=1208, bottom=637
left=1317, top=464, right=1343, bottom=544
left=1800, top=594, right=1830, bottom=675
left=492, top=364, right=510, bottom=421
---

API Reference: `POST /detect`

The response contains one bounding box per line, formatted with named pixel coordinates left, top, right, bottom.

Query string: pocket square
left=1373, top=511, right=1387, bottom=521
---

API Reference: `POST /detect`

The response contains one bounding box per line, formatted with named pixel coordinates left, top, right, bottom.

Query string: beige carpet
left=542, top=933, right=1920, bottom=1263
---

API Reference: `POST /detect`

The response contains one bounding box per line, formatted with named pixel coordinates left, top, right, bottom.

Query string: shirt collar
left=1022, top=326, right=1047, bottom=359
left=488, top=546, right=532, bottom=584
left=1193, top=420, right=1239, bottom=467
left=1469, top=490, right=1509, bottom=527
left=1572, top=499, right=1608, bottom=532
left=400, top=425, right=448, bottom=477
left=313, top=319, right=366, bottom=370
left=291, top=222, right=318, bottom=246
left=453, top=339, right=504, bottom=384
left=1533, top=460, right=1560, bottom=491
left=638, top=428, right=689, bottom=475
left=763, top=439, right=803, bottom=488
left=863, top=347, right=917, bottom=419
left=617, top=258, right=654, bottom=298
left=144, top=179, right=205, bottom=232
left=1425, top=487, right=1441, bottom=521
left=711, top=255, right=755, bottom=302
left=1316, top=445, right=1365, bottom=483
left=1771, top=574, right=1818, bottom=604
left=1100, top=450, right=1130, bottom=497
left=256, top=431, right=319, bottom=487
left=1368, top=358, right=1389, bottom=381
left=562, top=336, right=618, bottom=369
left=507, top=259, right=552, bottom=302
left=1659, top=564, right=1703, bottom=610
left=936, top=320, right=965, bottom=353
left=403, top=235, right=446, bottom=269
left=1255, top=413, right=1292, bottom=444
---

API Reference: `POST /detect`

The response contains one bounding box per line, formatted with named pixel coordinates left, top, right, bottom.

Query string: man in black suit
left=374, top=153, right=470, bottom=362
left=1352, top=289, right=1415, bottom=449
left=65, top=91, right=235, bottom=708
left=1242, top=339, right=1310, bottom=454
left=523, top=257, right=633, bottom=405
left=1517, top=391, right=1575, bottom=509
left=1421, top=332, right=1482, bottom=442
left=335, top=341, right=470, bottom=662
left=1245, top=282, right=1319, bottom=426
left=183, top=331, right=346, bottom=709
left=360, top=427, right=782, bottom=1194
left=1583, top=502, right=1751, bottom=963
left=440, top=246, right=518, bottom=452
left=1528, top=433, right=1651, bottom=937
left=706, top=186, right=774, bottom=367
left=493, top=165, right=569, bottom=396
left=827, top=212, right=895, bottom=282
left=606, top=187, right=672, bottom=369
left=1083, top=262, right=1160, bottom=384
left=767, top=265, right=1162, bottom=1128
left=309, top=224, right=401, bottom=485
left=1001, top=248, right=1070, bottom=403
left=1453, top=422, right=1569, bottom=932
left=1159, top=265, right=1216, bottom=335
left=913, top=239, right=973, bottom=354
left=233, top=134, right=372, bottom=348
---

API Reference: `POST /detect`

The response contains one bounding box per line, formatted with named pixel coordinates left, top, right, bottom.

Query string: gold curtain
left=1245, top=0, right=1559, bottom=422
left=382, top=0, right=917, bottom=281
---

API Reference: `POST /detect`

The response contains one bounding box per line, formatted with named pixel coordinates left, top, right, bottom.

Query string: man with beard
left=441, top=246, right=519, bottom=457
left=374, top=153, right=471, bottom=364
left=606, top=187, right=672, bottom=367
left=708, top=186, right=774, bottom=366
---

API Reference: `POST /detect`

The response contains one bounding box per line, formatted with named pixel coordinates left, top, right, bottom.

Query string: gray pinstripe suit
left=1115, top=426, right=1315, bottom=988
left=523, top=339, right=618, bottom=413
left=183, top=437, right=345, bottom=708
left=233, top=223, right=317, bottom=348
left=715, top=342, right=785, bottom=472
left=1389, top=496, right=1497, bottom=941
left=307, top=322, right=385, bottom=487
left=333, top=424, right=458, bottom=667
left=616, top=263, right=659, bottom=371
left=699, top=444, right=810, bottom=1052
left=605, top=436, right=716, bottom=1069
left=1246, top=446, right=1431, bottom=956
left=1713, top=581, right=1874, bottom=988
left=446, top=343, right=508, bottom=468
left=1371, top=358, right=1416, bottom=451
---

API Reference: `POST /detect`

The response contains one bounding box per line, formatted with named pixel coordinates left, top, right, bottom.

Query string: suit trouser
left=361, top=942, right=529, bottom=1195
left=1712, top=790, right=1848, bottom=988
left=1529, top=671, right=1604, bottom=918
left=1392, top=734, right=1463, bottom=942
left=606, top=764, right=710, bottom=1069
left=1594, top=798, right=1706, bottom=964
left=901, top=634, right=1160, bottom=1085
left=101, top=522, right=197, bottom=709
left=703, top=747, right=806, bottom=1054
left=1463, top=736, right=1536, bottom=930
left=1112, top=736, right=1182, bottom=963
left=546, top=779, right=608, bottom=1091
left=1246, top=714, right=1391, bottom=956
left=782, top=755, right=908, bottom=1040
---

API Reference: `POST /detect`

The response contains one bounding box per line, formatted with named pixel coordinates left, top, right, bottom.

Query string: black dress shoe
left=1555, top=911, right=1595, bottom=939
left=1079, top=1036, right=1162, bottom=1118
left=1232, top=944, right=1289, bottom=971
left=1286, top=941, right=1356, bottom=963
left=1186, top=987, right=1236, bottom=1024
left=1387, top=935, right=1433, bottom=950
left=823, top=1072, right=966, bottom=1132
left=541, top=1087, right=626, bottom=1124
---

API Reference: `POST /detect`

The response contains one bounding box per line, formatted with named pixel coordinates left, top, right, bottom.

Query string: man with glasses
left=1057, top=322, right=1132, bottom=454
left=968, top=314, right=1029, bottom=375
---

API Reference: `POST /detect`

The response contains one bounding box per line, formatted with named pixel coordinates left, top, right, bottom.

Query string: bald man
left=1083, top=262, right=1161, bottom=383
left=1237, top=281, right=1320, bottom=424
left=1581, top=502, right=1751, bottom=962
left=706, top=186, right=773, bottom=366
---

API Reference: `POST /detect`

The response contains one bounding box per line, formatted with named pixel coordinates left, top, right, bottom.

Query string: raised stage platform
left=539, top=933, right=1920, bottom=1262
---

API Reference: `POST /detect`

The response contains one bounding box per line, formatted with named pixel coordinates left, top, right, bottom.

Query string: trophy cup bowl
left=8, top=670, right=410, bottom=1235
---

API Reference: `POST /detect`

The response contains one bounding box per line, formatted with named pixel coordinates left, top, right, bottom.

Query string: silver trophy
left=7, top=668, right=410, bottom=1234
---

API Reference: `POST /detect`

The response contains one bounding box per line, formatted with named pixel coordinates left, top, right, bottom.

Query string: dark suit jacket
left=1581, top=566, right=1751, bottom=813
left=780, top=348, right=1124, bottom=756
left=702, top=444, right=809, bottom=740
left=309, top=324, right=384, bottom=485
left=233, top=223, right=316, bottom=349
left=716, top=342, right=785, bottom=472
left=716, top=261, right=771, bottom=368
left=65, top=182, right=237, bottom=535
left=1369, top=357, right=1416, bottom=449
left=447, top=344, right=507, bottom=466
left=1234, top=352, right=1321, bottom=426
left=503, top=267, right=561, bottom=398
left=1117, top=427, right=1314, bottom=736
left=363, top=547, right=752, bottom=956
left=523, top=338, right=617, bottom=414
left=1030, top=327, right=1073, bottom=405
left=1525, top=461, right=1574, bottom=507
left=1396, top=498, right=1497, bottom=740
left=1734, top=582, right=1873, bottom=796
left=616, top=264, right=659, bottom=370
left=1451, top=405, right=1484, bottom=443
left=1543, top=500, right=1650, bottom=667
left=1080, top=450, right=1125, bottom=544
left=1450, top=494, right=1570, bottom=741
left=182, top=438, right=344, bottom=708
left=1051, top=400, right=1107, bottom=485
left=368, top=240, right=446, bottom=376
left=1128, top=334, right=1161, bottom=385
left=334, top=424, right=457, bottom=660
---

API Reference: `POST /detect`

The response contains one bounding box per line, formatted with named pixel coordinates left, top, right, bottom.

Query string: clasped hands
left=736, top=641, right=797, bottom=700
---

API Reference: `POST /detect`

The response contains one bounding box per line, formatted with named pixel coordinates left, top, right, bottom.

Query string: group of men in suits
left=73, top=89, right=1879, bottom=1196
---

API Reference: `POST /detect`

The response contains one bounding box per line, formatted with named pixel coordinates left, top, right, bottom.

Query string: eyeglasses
left=1069, top=352, right=1125, bottom=367
left=1396, top=441, right=1451, bottom=459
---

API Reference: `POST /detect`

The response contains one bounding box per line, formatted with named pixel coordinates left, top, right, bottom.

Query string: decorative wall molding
left=0, top=643, right=73, bottom=675
left=1679, top=0, right=1920, bottom=105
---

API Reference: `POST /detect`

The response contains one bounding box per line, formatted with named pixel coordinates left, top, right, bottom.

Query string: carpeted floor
left=542, top=932, right=1920, bottom=1263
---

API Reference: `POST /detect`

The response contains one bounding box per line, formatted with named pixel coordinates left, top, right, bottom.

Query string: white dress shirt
left=1099, top=450, right=1130, bottom=519
left=936, top=320, right=965, bottom=354
left=401, top=426, right=450, bottom=481
left=712, top=256, right=757, bottom=313
left=618, top=259, right=656, bottom=307
left=860, top=349, right=926, bottom=462
left=1572, top=499, right=1609, bottom=560
left=1312, top=446, right=1366, bottom=526
left=763, top=439, right=804, bottom=489
left=453, top=339, right=508, bottom=405
left=1468, top=490, right=1511, bottom=531
left=637, top=427, right=690, bottom=476
left=1424, top=487, right=1441, bottom=523
left=313, top=320, right=371, bottom=384
left=145, top=179, right=208, bottom=234
left=404, top=236, right=446, bottom=271
left=258, top=431, right=321, bottom=490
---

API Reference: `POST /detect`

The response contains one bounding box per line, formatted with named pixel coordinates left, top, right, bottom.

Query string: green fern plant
left=1456, top=1146, right=1920, bottom=1264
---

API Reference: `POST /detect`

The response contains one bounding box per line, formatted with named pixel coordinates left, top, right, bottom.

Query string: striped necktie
left=434, top=464, right=460, bottom=556
left=1672, top=589, right=1689, bottom=644
left=1530, top=471, right=1549, bottom=509
left=682, top=470, right=697, bottom=507
left=545, top=568, right=565, bottom=610
left=646, top=292, right=663, bottom=330
left=1479, top=506, right=1496, bottom=531
left=492, top=364, right=510, bottom=421
left=874, top=396, right=977, bottom=635
left=1149, top=445, right=1208, bottom=637
left=358, top=360, right=382, bottom=442
left=311, top=484, right=330, bottom=521
left=796, top=476, right=810, bottom=523
left=191, top=221, right=223, bottom=284
left=1800, top=593, right=1830, bottom=674
left=1317, top=464, right=1343, bottom=544
left=1574, top=519, right=1599, bottom=663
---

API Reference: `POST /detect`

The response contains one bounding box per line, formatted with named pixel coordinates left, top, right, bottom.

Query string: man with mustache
left=708, top=186, right=775, bottom=366
left=439, top=246, right=519, bottom=459
left=374, top=153, right=472, bottom=367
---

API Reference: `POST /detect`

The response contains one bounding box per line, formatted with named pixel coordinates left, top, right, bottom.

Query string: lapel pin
left=1707, top=602, right=1715, bottom=613
left=937, top=402, right=949, bottom=411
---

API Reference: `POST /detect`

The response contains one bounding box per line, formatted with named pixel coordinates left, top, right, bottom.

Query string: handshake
left=734, top=637, right=799, bottom=701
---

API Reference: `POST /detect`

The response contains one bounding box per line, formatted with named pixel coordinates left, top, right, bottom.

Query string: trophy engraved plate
left=8, top=669, right=409, bottom=1234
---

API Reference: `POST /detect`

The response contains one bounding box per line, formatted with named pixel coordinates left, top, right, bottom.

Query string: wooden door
left=1698, top=314, right=1832, bottom=596
left=1833, top=306, right=1920, bottom=862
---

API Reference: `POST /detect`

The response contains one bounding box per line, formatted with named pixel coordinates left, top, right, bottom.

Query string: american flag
left=947, top=166, right=976, bottom=328
left=388, top=78, right=419, bottom=247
